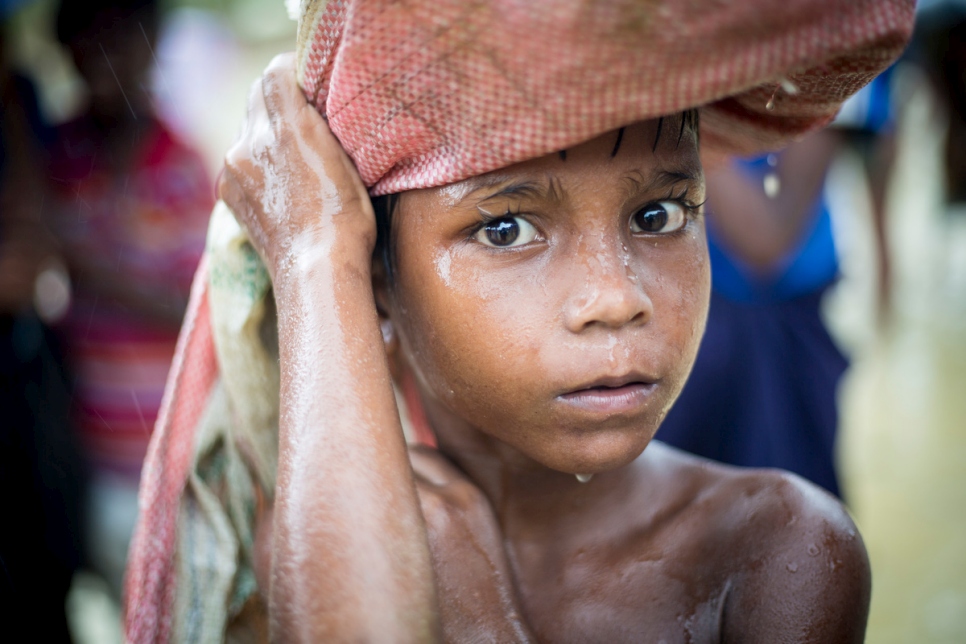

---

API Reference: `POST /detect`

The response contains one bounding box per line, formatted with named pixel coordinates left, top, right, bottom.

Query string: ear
left=371, top=255, right=401, bottom=376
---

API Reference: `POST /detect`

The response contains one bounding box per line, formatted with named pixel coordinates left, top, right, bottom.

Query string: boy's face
left=385, top=118, right=709, bottom=474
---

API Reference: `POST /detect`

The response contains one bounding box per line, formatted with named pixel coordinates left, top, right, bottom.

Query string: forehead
left=434, top=118, right=702, bottom=206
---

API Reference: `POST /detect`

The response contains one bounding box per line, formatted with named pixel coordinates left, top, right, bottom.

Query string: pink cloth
left=124, top=256, right=217, bottom=644
left=297, top=0, right=914, bottom=195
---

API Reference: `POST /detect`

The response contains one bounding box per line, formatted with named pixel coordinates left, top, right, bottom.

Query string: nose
left=563, top=243, right=653, bottom=333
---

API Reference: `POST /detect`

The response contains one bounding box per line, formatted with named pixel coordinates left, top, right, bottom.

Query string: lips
left=556, top=373, right=658, bottom=415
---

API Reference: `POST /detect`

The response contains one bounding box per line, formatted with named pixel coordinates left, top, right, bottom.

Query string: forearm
left=270, top=237, right=440, bottom=642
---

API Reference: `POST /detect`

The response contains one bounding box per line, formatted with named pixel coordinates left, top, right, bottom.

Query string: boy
left=126, top=1, right=914, bottom=640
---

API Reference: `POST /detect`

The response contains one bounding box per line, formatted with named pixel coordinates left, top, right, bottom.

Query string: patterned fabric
left=294, top=0, right=914, bottom=196
left=125, top=1, right=914, bottom=641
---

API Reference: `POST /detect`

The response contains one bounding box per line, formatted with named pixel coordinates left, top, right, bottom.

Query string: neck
left=421, top=394, right=642, bottom=538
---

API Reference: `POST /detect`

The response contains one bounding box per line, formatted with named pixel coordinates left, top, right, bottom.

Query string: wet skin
left=388, top=119, right=709, bottom=479
left=224, top=55, right=870, bottom=642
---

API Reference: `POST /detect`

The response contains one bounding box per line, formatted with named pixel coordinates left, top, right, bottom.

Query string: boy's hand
left=219, top=53, right=376, bottom=281
left=409, top=446, right=536, bottom=643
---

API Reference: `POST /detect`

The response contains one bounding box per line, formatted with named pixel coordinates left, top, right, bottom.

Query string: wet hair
left=56, top=0, right=157, bottom=46
left=372, top=109, right=700, bottom=285
left=372, top=193, right=400, bottom=285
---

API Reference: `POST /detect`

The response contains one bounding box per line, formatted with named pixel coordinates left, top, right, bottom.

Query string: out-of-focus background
left=0, top=0, right=964, bottom=642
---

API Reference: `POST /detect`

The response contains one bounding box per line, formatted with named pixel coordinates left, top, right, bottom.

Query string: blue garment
left=707, top=157, right=839, bottom=304
left=657, top=70, right=894, bottom=496
left=657, top=289, right=846, bottom=496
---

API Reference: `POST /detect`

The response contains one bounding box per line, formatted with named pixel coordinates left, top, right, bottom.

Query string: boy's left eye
left=475, top=216, right=538, bottom=248
left=630, top=201, right=688, bottom=234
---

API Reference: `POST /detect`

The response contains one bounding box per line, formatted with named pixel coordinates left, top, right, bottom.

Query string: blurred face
left=385, top=118, right=710, bottom=475
left=69, top=17, right=154, bottom=120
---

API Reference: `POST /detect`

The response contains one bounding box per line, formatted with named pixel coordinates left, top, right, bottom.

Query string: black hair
left=650, top=108, right=700, bottom=153
left=56, top=0, right=157, bottom=46
left=372, top=193, right=399, bottom=286
left=371, top=110, right=701, bottom=285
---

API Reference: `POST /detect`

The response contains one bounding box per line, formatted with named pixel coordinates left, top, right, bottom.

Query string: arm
left=253, top=446, right=539, bottom=643
left=707, top=130, right=842, bottom=273
left=220, top=54, right=439, bottom=642
left=723, top=474, right=871, bottom=643
left=409, top=447, right=537, bottom=643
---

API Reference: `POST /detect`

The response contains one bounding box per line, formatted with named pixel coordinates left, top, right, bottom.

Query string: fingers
left=224, top=76, right=269, bottom=182
left=260, top=53, right=353, bottom=172
left=262, top=52, right=302, bottom=124
left=230, top=53, right=295, bottom=168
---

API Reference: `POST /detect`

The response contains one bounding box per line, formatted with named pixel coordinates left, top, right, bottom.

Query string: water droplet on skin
left=807, top=544, right=820, bottom=557
left=576, top=473, right=593, bottom=483
left=434, top=250, right=452, bottom=285
left=765, top=96, right=776, bottom=111
left=766, top=153, right=778, bottom=167
left=786, top=562, right=799, bottom=573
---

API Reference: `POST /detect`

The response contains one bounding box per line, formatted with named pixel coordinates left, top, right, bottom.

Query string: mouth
left=557, top=374, right=658, bottom=415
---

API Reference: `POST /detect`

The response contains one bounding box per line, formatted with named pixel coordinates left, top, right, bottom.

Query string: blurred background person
left=46, top=0, right=212, bottom=601
left=657, top=72, right=896, bottom=499
left=0, top=0, right=85, bottom=638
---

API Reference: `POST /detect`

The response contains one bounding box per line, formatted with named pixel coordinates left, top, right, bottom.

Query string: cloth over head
left=123, top=1, right=914, bottom=641
left=292, top=0, right=912, bottom=195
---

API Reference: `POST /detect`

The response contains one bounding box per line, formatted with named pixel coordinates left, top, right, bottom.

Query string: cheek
left=393, top=247, right=550, bottom=422
left=654, top=233, right=711, bottom=382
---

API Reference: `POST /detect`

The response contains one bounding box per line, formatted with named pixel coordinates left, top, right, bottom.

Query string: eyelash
left=477, top=205, right=521, bottom=225
left=468, top=206, right=530, bottom=237
left=663, top=185, right=707, bottom=218
left=467, top=186, right=706, bottom=243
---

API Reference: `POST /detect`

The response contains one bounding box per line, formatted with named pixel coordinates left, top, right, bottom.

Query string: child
left=126, top=1, right=914, bottom=641
left=226, top=55, right=869, bottom=643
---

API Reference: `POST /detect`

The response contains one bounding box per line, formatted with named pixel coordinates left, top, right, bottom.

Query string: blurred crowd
left=1, top=0, right=964, bottom=641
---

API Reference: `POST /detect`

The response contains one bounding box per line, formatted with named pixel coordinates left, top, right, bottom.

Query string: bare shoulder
left=643, top=443, right=871, bottom=643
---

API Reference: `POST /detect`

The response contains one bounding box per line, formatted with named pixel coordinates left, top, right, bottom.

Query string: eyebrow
left=622, top=168, right=699, bottom=196
left=459, top=176, right=557, bottom=205
left=457, top=167, right=699, bottom=207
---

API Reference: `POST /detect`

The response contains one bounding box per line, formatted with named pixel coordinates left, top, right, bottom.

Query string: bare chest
left=508, top=541, right=732, bottom=643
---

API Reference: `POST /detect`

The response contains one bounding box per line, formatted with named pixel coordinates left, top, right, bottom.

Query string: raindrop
left=765, top=95, right=776, bottom=111
left=575, top=473, right=593, bottom=483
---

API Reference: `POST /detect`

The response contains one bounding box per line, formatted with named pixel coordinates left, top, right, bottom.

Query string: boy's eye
left=475, top=216, right=538, bottom=248
left=630, top=201, right=687, bottom=234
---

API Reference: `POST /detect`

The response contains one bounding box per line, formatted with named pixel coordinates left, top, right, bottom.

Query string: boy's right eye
left=474, top=216, right=538, bottom=248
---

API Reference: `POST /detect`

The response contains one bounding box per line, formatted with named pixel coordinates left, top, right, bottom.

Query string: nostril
left=563, top=262, right=654, bottom=331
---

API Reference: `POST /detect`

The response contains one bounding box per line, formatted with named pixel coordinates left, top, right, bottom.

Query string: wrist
left=272, top=231, right=373, bottom=294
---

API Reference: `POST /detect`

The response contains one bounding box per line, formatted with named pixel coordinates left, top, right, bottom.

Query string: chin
left=536, top=425, right=655, bottom=475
